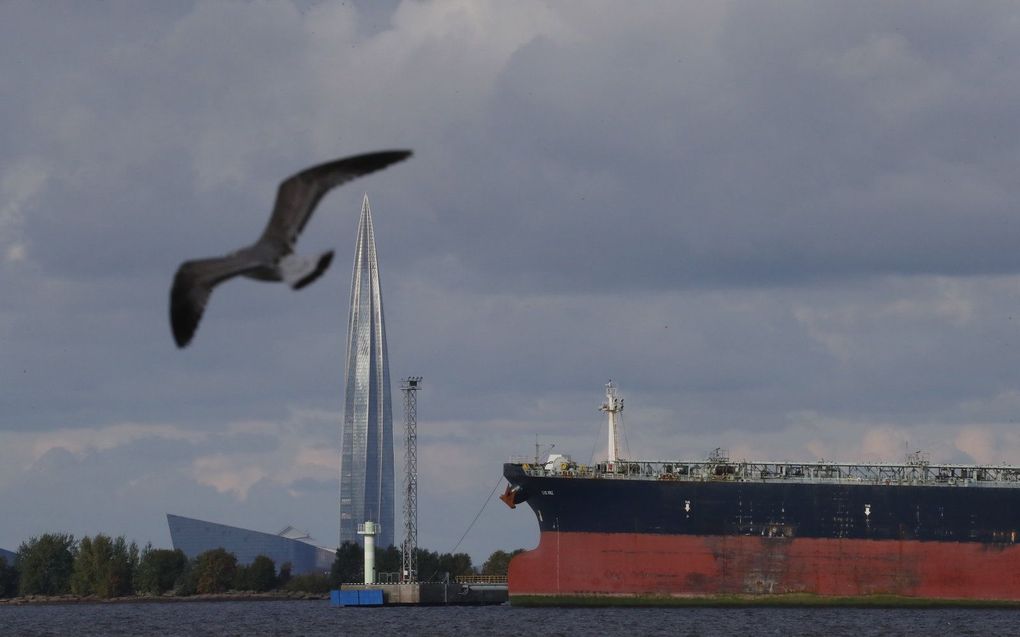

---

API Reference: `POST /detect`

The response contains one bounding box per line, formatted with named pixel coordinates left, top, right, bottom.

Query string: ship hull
left=504, top=463, right=1020, bottom=604
left=509, top=531, right=1020, bottom=603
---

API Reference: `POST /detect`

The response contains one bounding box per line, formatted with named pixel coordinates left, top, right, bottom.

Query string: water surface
left=1, top=601, right=1016, bottom=636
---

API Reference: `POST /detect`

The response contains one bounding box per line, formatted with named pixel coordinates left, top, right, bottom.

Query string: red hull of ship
left=508, top=531, right=1020, bottom=601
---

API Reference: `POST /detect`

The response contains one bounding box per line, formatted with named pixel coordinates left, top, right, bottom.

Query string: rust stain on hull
left=509, top=531, right=1020, bottom=600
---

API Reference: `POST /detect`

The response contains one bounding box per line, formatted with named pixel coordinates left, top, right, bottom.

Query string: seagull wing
left=258, top=150, right=412, bottom=251
left=169, top=253, right=263, bottom=348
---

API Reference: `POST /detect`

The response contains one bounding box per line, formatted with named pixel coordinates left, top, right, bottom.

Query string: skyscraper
left=339, top=195, right=394, bottom=549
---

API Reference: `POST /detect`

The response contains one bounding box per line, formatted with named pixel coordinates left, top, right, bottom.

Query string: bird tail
left=282, top=250, right=335, bottom=290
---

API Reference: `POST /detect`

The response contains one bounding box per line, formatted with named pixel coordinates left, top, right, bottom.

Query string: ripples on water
left=1, top=601, right=1017, bottom=637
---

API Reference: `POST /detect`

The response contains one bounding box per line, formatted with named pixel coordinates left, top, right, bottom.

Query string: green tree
left=233, top=555, right=276, bottom=592
left=16, top=533, right=76, bottom=596
left=247, top=555, right=277, bottom=592
left=439, top=552, right=473, bottom=579
left=276, top=562, right=292, bottom=588
left=415, top=548, right=441, bottom=582
left=71, top=535, right=138, bottom=598
left=173, top=559, right=198, bottom=596
left=0, top=556, right=19, bottom=598
left=375, top=544, right=401, bottom=580
left=282, top=572, right=331, bottom=594
left=135, top=546, right=187, bottom=595
left=481, top=549, right=525, bottom=576
left=416, top=549, right=474, bottom=581
left=193, top=548, right=237, bottom=594
left=330, top=541, right=362, bottom=585
left=232, top=563, right=251, bottom=591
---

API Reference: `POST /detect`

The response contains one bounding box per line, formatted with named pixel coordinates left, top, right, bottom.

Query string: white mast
left=600, top=381, right=624, bottom=468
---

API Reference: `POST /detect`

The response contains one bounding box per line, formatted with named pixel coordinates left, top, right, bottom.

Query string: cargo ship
left=501, top=382, right=1020, bottom=605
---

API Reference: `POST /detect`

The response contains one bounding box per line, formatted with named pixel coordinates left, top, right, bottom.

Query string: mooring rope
left=450, top=474, right=504, bottom=554
left=424, top=474, right=505, bottom=582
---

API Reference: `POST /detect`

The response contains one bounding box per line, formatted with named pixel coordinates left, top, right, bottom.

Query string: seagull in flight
left=170, top=150, right=412, bottom=348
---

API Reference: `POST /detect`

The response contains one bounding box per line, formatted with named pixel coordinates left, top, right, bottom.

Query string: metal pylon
left=400, top=377, right=421, bottom=582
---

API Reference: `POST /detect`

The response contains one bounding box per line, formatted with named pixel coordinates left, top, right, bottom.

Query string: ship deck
left=512, top=451, right=1020, bottom=488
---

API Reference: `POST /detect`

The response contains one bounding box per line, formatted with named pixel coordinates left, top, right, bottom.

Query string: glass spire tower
left=339, top=194, right=394, bottom=549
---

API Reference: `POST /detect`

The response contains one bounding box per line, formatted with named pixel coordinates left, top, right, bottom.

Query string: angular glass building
left=167, top=514, right=334, bottom=575
left=339, top=195, right=394, bottom=549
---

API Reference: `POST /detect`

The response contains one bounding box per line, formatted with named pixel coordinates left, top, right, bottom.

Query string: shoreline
left=0, top=592, right=329, bottom=606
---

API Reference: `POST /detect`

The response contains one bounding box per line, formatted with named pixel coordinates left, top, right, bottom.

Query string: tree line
left=0, top=533, right=524, bottom=599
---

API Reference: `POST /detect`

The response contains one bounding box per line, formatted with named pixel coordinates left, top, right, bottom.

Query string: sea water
left=0, top=601, right=1015, bottom=636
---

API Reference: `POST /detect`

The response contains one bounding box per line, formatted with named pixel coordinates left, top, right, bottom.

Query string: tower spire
left=340, top=194, right=394, bottom=549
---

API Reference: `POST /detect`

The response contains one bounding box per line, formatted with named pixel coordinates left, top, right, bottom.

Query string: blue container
left=330, top=589, right=384, bottom=606
left=359, top=589, right=384, bottom=606
left=329, top=590, right=361, bottom=607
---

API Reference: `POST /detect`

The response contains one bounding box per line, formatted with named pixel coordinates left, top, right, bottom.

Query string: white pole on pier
left=357, top=521, right=378, bottom=585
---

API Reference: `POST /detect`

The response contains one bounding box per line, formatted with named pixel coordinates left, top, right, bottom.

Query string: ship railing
left=515, top=459, right=1020, bottom=487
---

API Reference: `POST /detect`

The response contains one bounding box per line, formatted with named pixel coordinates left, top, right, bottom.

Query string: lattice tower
left=400, top=377, right=421, bottom=582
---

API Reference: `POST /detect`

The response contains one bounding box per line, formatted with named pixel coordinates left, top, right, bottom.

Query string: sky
left=3, top=0, right=1020, bottom=563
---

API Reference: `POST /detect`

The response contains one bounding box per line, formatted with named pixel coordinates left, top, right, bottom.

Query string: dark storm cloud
left=4, top=1, right=1020, bottom=560
left=426, top=3, right=1020, bottom=293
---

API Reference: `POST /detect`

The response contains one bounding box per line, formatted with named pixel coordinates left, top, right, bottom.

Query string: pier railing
left=455, top=575, right=508, bottom=585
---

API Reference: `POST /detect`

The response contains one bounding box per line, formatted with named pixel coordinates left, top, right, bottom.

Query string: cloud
left=5, top=1, right=1020, bottom=563
left=0, top=410, right=344, bottom=548
left=0, top=158, right=48, bottom=263
left=184, top=412, right=343, bottom=501
left=793, top=278, right=977, bottom=362
left=29, top=423, right=205, bottom=461
left=0, top=423, right=201, bottom=488
left=954, top=426, right=997, bottom=465
left=191, top=454, right=267, bottom=501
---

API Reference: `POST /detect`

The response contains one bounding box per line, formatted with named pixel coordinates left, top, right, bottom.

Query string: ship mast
left=600, top=381, right=624, bottom=468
